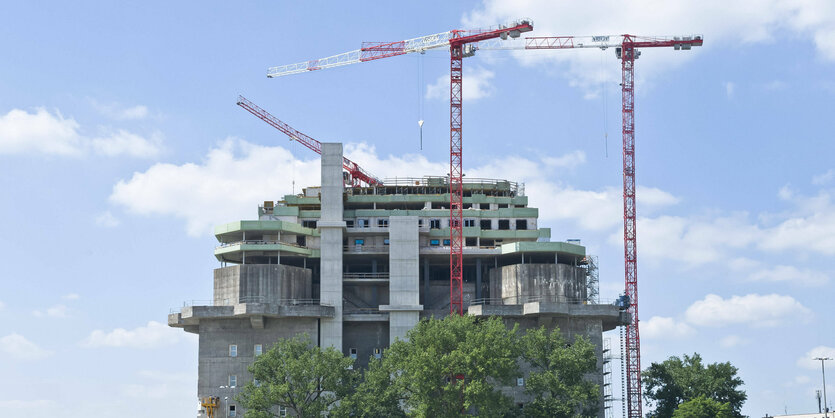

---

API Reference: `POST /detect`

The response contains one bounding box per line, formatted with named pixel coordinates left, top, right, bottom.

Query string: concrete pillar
left=381, top=216, right=422, bottom=344
left=318, top=143, right=345, bottom=349
left=371, top=259, right=378, bottom=306
left=423, top=257, right=430, bottom=307
left=476, top=258, right=482, bottom=301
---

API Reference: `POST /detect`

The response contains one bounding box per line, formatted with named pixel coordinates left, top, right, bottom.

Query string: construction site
left=168, top=19, right=704, bottom=417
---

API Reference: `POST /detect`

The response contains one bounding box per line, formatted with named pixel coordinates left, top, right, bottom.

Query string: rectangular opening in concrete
left=302, top=220, right=317, bottom=229
left=430, top=219, right=441, bottom=229
left=466, top=237, right=477, bottom=247
left=498, top=219, right=510, bottom=230
left=480, top=219, right=492, bottom=229
left=516, top=220, right=527, bottom=230
left=464, top=219, right=475, bottom=227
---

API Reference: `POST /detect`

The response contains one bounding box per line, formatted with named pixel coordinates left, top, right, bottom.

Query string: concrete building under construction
left=169, top=143, right=626, bottom=417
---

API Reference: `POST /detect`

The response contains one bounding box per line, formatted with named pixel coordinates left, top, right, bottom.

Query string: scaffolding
left=581, top=255, right=600, bottom=303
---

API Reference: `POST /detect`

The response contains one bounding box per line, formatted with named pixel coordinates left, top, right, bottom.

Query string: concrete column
left=371, top=259, right=378, bottom=306
left=423, top=257, right=430, bottom=307
left=380, top=216, right=422, bottom=344
left=476, top=258, right=482, bottom=301
left=318, top=143, right=345, bottom=349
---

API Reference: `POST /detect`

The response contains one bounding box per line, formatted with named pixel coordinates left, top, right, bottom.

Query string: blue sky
left=1, top=1, right=834, bottom=416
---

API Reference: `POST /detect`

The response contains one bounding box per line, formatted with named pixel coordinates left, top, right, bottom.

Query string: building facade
left=169, top=143, right=626, bottom=417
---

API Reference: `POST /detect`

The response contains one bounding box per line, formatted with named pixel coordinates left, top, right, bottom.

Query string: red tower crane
left=479, top=34, right=703, bottom=418
left=237, top=95, right=382, bottom=187
left=266, top=19, right=533, bottom=315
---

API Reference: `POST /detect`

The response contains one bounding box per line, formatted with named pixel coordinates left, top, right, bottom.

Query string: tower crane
left=478, top=33, right=704, bottom=418
left=266, top=19, right=534, bottom=316
left=236, top=95, right=382, bottom=187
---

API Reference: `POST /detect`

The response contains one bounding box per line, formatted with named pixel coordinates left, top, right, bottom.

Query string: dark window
left=464, top=219, right=475, bottom=227
left=498, top=219, right=510, bottom=230
left=302, top=220, right=317, bottom=229
left=465, top=237, right=477, bottom=247
left=229, top=405, right=237, bottom=417
left=498, top=203, right=508, bottom=208
left=358, top=219, right=369, bottom=228
left=378, top=219, right=388, bottom=227
left=346, top=220, right=355, bottom=228
left=443, top=239, right=450, bottom=246
left=296, top=235, right=306, bottom=246
left=516, top=220, right=528, bottom=230
left=480, top=219, right=492, bottom=229
left=430, top=219, right=441, bottom=229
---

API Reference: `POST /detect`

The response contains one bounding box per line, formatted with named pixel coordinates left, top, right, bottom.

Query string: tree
left=672, top=395, right=733, bottom=418
left=519, top=327, right=599, bottom=418
left=383, top=314, right=521, bottom=417
left=330, top=357, right=406, bottom=418
left=643, top=353, right=746, bottom=418
left=236, top=334, right=355, bottom=418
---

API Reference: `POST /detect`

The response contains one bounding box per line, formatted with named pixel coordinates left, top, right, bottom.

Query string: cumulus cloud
left=426, top=66, right=496, bottom=101
left=32, top=304, right=69, bottom=318
left=684, top=293, right=812, bottom=328
left=463, top=0, right=835, bottom=91
left=0, top=333, right=52, bottom=360
left=90, top=100, right=150, bottom=120
left=812, top=169, right=835, bottom=185
left=797, top=346, right=835, bottom=370
left=0, top=108, right=162, bottom=157
left=748, top=265, right=829, bottom=286
left=81, top=321, right=183, bottom=349
left=641, top=316, right=695, bottom=339
left=719, top=335, right=749, bottom=348
left=95, top=211, right=120, bottom=228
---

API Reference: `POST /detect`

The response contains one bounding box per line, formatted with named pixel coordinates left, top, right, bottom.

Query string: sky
left=1, top=1, right=834, bottom=416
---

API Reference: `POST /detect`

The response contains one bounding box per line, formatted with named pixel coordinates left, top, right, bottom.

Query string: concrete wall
left=197, top=317, right=318, bottom=416
left=213, top=265, right=312, bottom=305
left=342, top=321, right=389, bottom=369
left=319, top=143, right=345, bottom=349
left=384, top=216, right=422, bottom=343
left=489, top=263, right=587, bottom=304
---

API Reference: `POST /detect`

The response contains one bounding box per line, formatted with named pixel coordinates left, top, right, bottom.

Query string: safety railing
left=343, top=272, right=390, bottom=280
left=470, top=296, right=615, bottom=306
left=170, top=297, right=332, bottom=313
left=343, top=245, right=389, bottom=253
left=216, top=240, right=308, bottom=249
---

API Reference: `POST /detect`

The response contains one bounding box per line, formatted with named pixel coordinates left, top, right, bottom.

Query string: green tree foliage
left=383, top=314, right=521, bottom=417
left=331, top=357, right=406, bottom=418
left=643, top=353, right=746, bottom=418
left=672, top=395, right=734, bottom=418
left=519, top=327, right=599, bottom=418
left=236, top=334, right=355, bottom=418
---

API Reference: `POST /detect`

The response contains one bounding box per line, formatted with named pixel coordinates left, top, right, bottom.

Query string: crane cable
left=417, top=53, right=425, bottom=150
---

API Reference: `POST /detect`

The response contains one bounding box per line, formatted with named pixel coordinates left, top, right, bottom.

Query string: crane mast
left=479, top=33, right=703, bottom=418
left=236, top=96, right=382, bottom=187
left=265, top=19, right=533, bottom=316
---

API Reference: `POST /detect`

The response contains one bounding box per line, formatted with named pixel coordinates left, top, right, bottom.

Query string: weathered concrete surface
left=342, top=321, right=389, bottom=369
left=382, top=216, right=422, bottom=344
left=319, top=143, right=345, bottom=349
left=489, top=263, right=587, bottom=304
left=213, top=264, right=311, bottom=305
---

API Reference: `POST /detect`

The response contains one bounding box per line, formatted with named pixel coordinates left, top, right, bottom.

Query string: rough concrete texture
left=319, top=143, right=344, bottom=349
left=213, top=264, right=311, bottom=305
left=342, top=321, right=389, bottom=369
left=490, top=263, right=587, bottom=304
left=197, top=317, right=318, bottom=415
left=383, top=216, right=422, bottom=343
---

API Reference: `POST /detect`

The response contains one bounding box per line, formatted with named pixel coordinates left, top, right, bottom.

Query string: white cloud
left=725, top=82, right=736, bottom=99
left=0, top=400, right=55, bottom=409
left=62, top=293, right=80, bottom=300
left=641, top=316, right=695, bottom=339
left=0, top=108, right=162, bottom=157
left=111, top=138, right=321, bottom=236
left=91, top=100, right=149, bottom=120
left=463, top=1, right=835, bottom=91
left=797, top=346, right=835, bottom=370
left=813, top=169, right=835, bottom=185
left=426, top=66, right=495, bottom=101
left=541, top=150, right=586, bottom=170
left=748, top=265, right=829, bottom=286
left=81, top=321, right=183, bottom=349
left=95, top=211, right=120, bottom=228
left=0, top=333, right=52, bottom=360
left=719, top=335, right=749, bottom=348
left=32, top=304, right=69, bottom=318
left=684, top=293, right=812, bottom=328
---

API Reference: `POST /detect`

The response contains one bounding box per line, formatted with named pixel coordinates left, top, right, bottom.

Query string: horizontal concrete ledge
left=168, top=303, right=335, bottom=327
left=378, top=304, right=424, bottom=312
left=468, top=302, right=627, bottom=331
left=318, top=221, right=346, bottom=228
left=343, top=313, right=390, bottom=322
